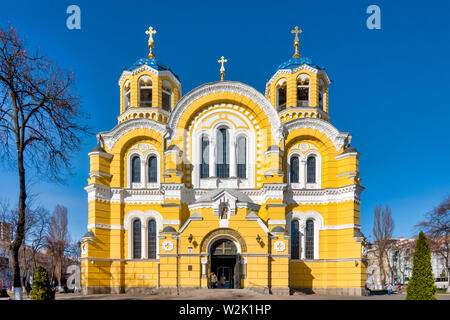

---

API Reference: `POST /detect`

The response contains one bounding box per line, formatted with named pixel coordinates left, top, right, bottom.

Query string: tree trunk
left=10, top=149, right=27, bottom=300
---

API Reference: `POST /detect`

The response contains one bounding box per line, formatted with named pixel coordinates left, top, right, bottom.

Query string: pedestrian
left=364, top=283, right=370, bottom=296
left=210, top=272, right=218, bottom=289
left=219, top=275, right=226, bottom=289
left=25, top=281, right=31, bottom=297
left=387, top=283, right=392, bottom=295
left=397, top=284, right=402, bottom=294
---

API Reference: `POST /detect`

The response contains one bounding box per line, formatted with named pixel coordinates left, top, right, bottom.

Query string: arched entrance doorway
left=209, top=238, right=240, bottom=289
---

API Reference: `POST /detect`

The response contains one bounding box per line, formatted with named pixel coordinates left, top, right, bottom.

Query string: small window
left=148, top=220, right=157, bottom=259
left=290, top=156, right=299, bottom=183
left=133, top=219, right=141, bottom=259
left=216, top=128, right=229, bottom=178
left=124, top=81, right=131, bottom=111
left=148, top=156, right=157, bottom=183
left=139, top=76, right=152, bottom=107
left=131, top=156, right=141, bottom=183
left=276, top=80, right=287, bottom=111
left=200, top=135, right=209, bottom=178
left=291, top=220, right=300, bottom=259
left=237, top=136, right=246, bottom=179
left=306, top=156, right=316, bottom=183
left=162, top=80, right=172, bottom=112
left=318, top=79, right=325, bottom=110
left=297, top=75, right=310, bottom=107
left=305, top=219, right=314, bottom=259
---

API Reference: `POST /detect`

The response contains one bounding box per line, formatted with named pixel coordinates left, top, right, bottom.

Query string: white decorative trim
left=124, top=210, right=163, bottom=259
left=268, top=220, right=286, bottom=225
left=162, top=220, right=180, bottom=226
left=285, top=185, right=364, bottom=205
left=167, top=81, right=283, bottom=144
left=284, top=118, right=350, bottom=152
left=118, top=64, right=182, bottom=92
left=88, top=150, right=113, bottom=159
left=162, top=240, right=174, bottom=252
left=274, top=241, right=286, bottom=252
left=98, top=118, right=166, bottom=151
left=335, top=151, right=359, bottom=160
left=178, top=212, right=203, bottom=234
left=286, top=211, right=324, bottom=260
left=321, top=223, right=361, bottom=231
left=87, top=223, right=124, bottom=230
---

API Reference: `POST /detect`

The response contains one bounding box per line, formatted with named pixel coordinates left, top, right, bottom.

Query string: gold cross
left=291, top=26, right=302, bottom=58
left=145, top=26, right=157, bottom=58
left=218, top=56, right=228, bottom=81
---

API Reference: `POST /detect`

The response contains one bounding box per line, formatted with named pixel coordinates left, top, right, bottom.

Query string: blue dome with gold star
left=276, top=56, right=324, bottom=71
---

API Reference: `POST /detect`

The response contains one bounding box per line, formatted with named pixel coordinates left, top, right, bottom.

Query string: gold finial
left=145, top=26, right=157, bottom=58
left=218, top=56, right=228, bottom=81
left=291, top=26, right=302, bottom=58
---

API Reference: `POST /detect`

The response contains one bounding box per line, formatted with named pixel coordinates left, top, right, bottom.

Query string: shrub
left=30, top=267, right=54, bottom=300
left=406, top=231, right=437, bottom=300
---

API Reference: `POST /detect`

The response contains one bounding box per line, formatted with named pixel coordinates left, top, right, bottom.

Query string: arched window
left=306, top=156, right=316, bottom=183
left=133, top=219, right=141, bottom=259
left=148, top=156, right=157, bottom=183
left=162, top=80, right=172, bottom=112
left=200, top=135, right=209, bottom=178
left=290, top=156, right=299, bottom=183
left=297, top=74, right=310, bottom=107
left=291, top=220, right=300, bottom=259
left=139, top=76, right=152, bottom=107
left=216, top=127, right=229, bottom=178
left=276, top=80, right=287, bottom=111
left=305, top=219, right=314, bottom=259
left=124, top=80, right=131, bottom=111
left=131, top=156, right=141, bottom=183
left=148, top=220, right=157, bottom=259
left=318, top=79, right=325, bottom=110
left=237, top=136, right=247, bottom=179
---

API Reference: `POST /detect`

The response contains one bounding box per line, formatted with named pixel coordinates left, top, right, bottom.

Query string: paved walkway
left=52, top=289, right=450, bottom=300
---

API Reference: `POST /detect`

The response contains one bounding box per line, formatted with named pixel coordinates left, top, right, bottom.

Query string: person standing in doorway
left=210, top=272, right=218, bottom=289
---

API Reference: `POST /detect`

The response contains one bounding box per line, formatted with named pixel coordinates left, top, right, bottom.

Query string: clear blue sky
left=1, top=0, right=449, bottom=242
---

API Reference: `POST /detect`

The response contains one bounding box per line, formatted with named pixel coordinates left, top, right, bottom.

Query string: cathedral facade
left=81, top=26, right=367, bottom=296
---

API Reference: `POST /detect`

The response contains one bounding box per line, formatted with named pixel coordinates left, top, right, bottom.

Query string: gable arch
left=167, top=81, right=283, bottom=144
left=200, top=228, right=247, bottom=253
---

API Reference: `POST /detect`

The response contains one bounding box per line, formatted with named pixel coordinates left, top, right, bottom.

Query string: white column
left=141, top=157, right=146, bottom=188
left=201, top=258, right=208, bottom=277
left=230, top=134, right=236, bottom=177
left=141, top=222, right=148, bottom=259
left=241, top=258, right=247, bottom=279
left=300, top=159, right=307, bottom=188
left=300, top=219, right=306, bottom=260
left=209, top=136, right=216, bottom=177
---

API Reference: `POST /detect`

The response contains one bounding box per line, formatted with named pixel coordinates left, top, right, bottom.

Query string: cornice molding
left=98, top=118, right=167, bottom=151
left=283, top=118, right=350, bottom=152
left=118, top=64, right=182, bottom=91
left=166, top=81, right=282, bottom=144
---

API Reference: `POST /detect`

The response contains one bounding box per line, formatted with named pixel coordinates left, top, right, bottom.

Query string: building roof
left=127, top=57, right=180, bottom=80
left=196, top=188, right=254, bottom=204
left=276, top=56, right=324, bottom=71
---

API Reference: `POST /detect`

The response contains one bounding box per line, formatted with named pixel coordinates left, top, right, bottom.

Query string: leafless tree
left=0, top=25, right=89, bottom=298
left=416, top=196, right=450, bottom=292
left=0, top=198, right=50, bottom=285
left=372, top=204, right=395, bottom=287
left=45, top=205, right=69, bottom=289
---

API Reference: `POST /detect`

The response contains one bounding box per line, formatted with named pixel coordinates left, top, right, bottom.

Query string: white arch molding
left=286, top=210, right=324, bottom=260
left=191, top=107, right=256, bottom=189
left=124, top=210, right=163, bottom=259
left=166, top=81, right=283, bottom=144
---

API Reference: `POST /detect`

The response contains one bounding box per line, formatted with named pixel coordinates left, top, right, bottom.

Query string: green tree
left=30, top=266, right=54, bottom=300
left=406, top=231, right=437, bottom=300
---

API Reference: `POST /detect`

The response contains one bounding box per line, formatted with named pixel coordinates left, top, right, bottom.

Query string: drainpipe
left=177, top=232, right=180, bottom=295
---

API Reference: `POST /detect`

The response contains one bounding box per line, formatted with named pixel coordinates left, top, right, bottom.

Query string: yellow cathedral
left=81, top=26, right=367, bottom=296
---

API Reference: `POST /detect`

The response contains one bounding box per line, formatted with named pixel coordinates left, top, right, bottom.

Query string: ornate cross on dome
left=291, top=26, right=302, bottom=58
left=145, top=26, right=157, bottom=58
left=218, top=56, right=228, bottom=81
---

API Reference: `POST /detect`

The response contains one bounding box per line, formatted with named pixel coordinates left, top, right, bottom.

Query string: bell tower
left=117, top=26, right=182, bottom=125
